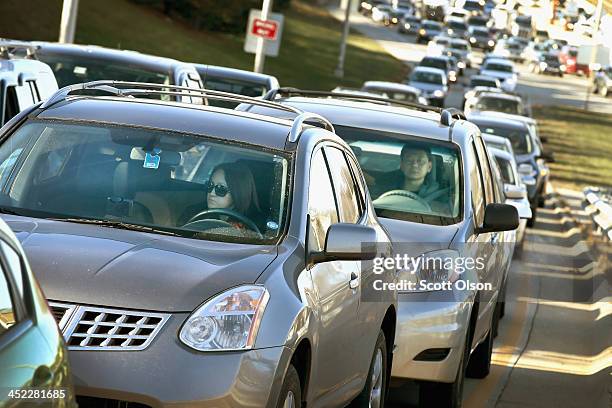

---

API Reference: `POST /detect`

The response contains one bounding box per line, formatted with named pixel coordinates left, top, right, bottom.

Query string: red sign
left=252, top=18, right=278, bottom=40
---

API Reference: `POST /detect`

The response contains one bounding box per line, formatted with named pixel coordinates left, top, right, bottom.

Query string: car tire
left=466, top=328, right=493, bottom=379
left=527, top=205, right=537, bottom=227
left=419, top=332, right=469, bottom=408
left=351, top=330, right=388, bottom=408
left=276, top=364, right=301, bottom=408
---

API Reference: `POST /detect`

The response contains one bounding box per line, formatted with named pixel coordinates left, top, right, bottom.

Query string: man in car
left=364, top=142, right=447, bottom=211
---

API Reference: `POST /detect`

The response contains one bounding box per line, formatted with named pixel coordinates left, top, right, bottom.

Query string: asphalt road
left=328, top=7, right=612, bottom=408
left=328, top=8, right=612, bottom=114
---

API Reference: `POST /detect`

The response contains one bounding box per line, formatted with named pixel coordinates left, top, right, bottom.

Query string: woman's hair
left=209, top=162, right=261, bottom=215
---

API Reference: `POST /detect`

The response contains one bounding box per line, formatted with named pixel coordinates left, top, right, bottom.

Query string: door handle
left=349, top=272, right=360, bottom=289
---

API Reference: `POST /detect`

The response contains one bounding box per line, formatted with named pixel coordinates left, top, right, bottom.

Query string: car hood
left=409, top=81, right=446, bottom=93
left=379, top=217, right=459, bottom=254
left=4, top=215, right=278, bottom=312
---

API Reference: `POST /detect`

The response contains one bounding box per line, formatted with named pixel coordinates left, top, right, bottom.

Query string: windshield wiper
left=48, top=217, right=182, bottom=237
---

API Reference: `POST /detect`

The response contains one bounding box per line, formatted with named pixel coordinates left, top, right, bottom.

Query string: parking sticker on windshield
left=143, top=148, right=162, bottom=169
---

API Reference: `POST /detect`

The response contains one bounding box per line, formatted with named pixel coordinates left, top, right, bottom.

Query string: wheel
left=527, top=205, right=537, bottom=227
left=466, top=328, right=493, bottom=379
left=276, top=364, right=301, bottom=408
left=351, top=330, right=388, bottom=408
left=419, top=332, right=469, bottom=408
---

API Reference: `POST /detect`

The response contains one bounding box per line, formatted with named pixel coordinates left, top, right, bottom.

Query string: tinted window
left=484, top=63, right=514, bottom=73
left=308, top=149, right=339, bottom=252
left=470, top=78, right=497, bottom=88
left=475, top=139, right=495, bottom=205
left=421, top=58, right=447, bottom=71
left=324, top=147, right=361, bottom=224
left=468, top=142, right=485, bottom=225
left=476, top=96, right=521, bottom=114
left=495, top=156, right=515, bottom=184
left=411, top=71, right=444, bottom=84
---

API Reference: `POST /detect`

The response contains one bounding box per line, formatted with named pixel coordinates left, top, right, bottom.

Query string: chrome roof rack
left=0, top=40, right=40, bottom=59
left=263, top=87, right=442, bottom=115
left=40, top=80, right=303, bottom=115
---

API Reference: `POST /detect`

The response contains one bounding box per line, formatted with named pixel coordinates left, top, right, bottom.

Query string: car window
left=324, top=147, right=361, bottom=224
left=346, top=153, right=367, bottom=213
left=468, top=142, right=485, bottom=226
left=336, top=126, right=461, bottom=225
left=308, top=149, right=339, bottom=253
left=0, top=264, right=17, bottom=334
left=476, top=96, right=521, bottom=114
left=411, top=71, right=443, bottom=85
left=1, top=86, right=20, bottom=126
left=475, top=139, right=495, bottom=205
left=0, top=121, right=291, bottom=244
left=484, top=63, right=514, bottom=73
left=495, top=156, right=515, bottom=184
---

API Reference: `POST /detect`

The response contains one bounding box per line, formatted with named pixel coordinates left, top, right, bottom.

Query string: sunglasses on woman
left=205, top=180, right=231, bottom=197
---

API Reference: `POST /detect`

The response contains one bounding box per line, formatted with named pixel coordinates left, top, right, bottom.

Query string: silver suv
left=0, top=81, right=397, bottom=408
left=247, top=89, right=519, bottom=408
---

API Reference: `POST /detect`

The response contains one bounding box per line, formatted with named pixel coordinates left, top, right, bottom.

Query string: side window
left=1, top=242, right=23, bottom=298
left=0, top=265, right=17, bottom=334
left=474, top=139, right=494, bottom=205
left=324, top=147, right=361, bottom=223
left=468, top=142, right=485, bottom=226
left=308, top=149, right=339, bottom=253
left=1, top=86, right=20, bottom=126
left=346, top=153, right=367, bottom=214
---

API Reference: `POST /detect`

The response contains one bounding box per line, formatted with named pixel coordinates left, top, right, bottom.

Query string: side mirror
left=539, top=150, right=555, bottom=162
left=476, top=203, right=519, bottom=233
left=504, top=183, right=527, bottom=199
left=518, top=163, right=536, bottom=177
left=310, top=223, right=378, bottom=265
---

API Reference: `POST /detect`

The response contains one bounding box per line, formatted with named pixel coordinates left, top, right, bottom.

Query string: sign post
left=59, top=0, right=79, bottom=43
left=245, top=4, right=284, bottom=73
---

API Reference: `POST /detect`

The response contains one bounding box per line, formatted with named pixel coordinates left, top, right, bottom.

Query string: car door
left=307, top=147, right=361, bottom=407
left=0, top=237, right=64, bottom=406
left=468, top=138, right=498, bottom=345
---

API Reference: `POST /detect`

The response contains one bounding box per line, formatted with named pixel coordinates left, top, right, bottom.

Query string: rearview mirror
left=476, top=203, right=519, bottom=233
left=310, top=223, right=378, bottom=265
left=504, top=183, right=527, bottom=199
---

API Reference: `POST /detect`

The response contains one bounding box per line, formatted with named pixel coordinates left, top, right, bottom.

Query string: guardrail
left=583, top=186, right=612, bottom=241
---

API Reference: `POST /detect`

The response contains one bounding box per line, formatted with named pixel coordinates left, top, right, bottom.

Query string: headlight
left=405, top=23, right=411, bottom=29
left=392, top=17, right=398, bottom=23
left=488, top=40, right=495, bottom=47
left=397, top=250, right=461, bottom=293
left=540, top=62, right=548, bottom=70
left=448, top=29, right=454, bottom=35
left=433, top=90, right=444, bottom=97
left=470, top=37, right=477, bottom=43
left=179, top=285, right=270, bottom=351
left=458, top=61, right=466, bottom=69
left=419, top=28, right=426, bottom=35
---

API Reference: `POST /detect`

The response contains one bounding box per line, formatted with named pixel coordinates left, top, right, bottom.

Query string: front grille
left=48, top=302, right=170, bottom=351
left=76, top=396, right=151, bottom=408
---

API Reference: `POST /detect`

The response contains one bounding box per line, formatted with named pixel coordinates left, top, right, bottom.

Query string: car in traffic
left=407, top=66, right=448, bottom=107
left=467, top=75, right=501, bottom=91
left=467, top=113, right=552, bottom=226
left=399, top=14, right=422, bottom=35
left=531, top=53, right=565, bottom=76
left=0, top=217, right=77, bottom=407
left=488, top=147, right=532, bottom=258
left=0, top=41, right=59, bottom=126
left=251, top=89, right=519, bottom=408
left=493, top=39, right=525, bottom=62
left=0, top=81, right=398, bottom=408
left=447, top=38, right=473, bottom=68
left=464, top=91, right=527, bottom=116
left=446, top=18, right=470, bottom=39
left=467, top=14, right=490, bottom=29
left=417, top=20, right=444, bottom=43
left=558, top=45, right=578, bottom=75
left=31, top=42, right=204, bottom=99
left=468, top=26, right=495, bottom=51
left=479, top=58, right=518, bottom=92
left=362, top=81, right=429, bottom=105
left=593, top=66, right=612, bottom=97
left=418, top=55, right=458, bottom=83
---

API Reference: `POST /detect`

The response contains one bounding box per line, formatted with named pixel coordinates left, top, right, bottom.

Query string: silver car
left=251, top=89, right=519, bottom=408
left=0, top=81, right=397, bottom=408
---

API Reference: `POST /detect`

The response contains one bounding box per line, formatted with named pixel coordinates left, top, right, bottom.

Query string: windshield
left=473, top=28, right=489, bottom=36
left=423, top=22, right=442, bottom=30
left=494, top=156, right=515, bottom=184
left=476, top=96, right=521, bottom=114
left=334, top=127, right=461, bottom=224
left=411, top=71, right=443, bottom=84
left=543, top=54, right=559, bottom=63
left=484, top=63, right=514, bottom=73
left=450, top=42, right=468, bottom=50
left=421, top=58, right=447, bottom=70
left=471, top=78, right=497, bottom=87
left=37, top=54, right=171, bottom=88
left=468, top=17, right=487, bottom=26
left=477, top=124, right=532, bottom=154
left=449, top=22, right=467, bottom=30
left=0, top=121, right=291, bottom=244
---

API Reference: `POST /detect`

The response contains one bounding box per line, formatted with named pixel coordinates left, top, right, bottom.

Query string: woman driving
left=180, top=162, right=262, bottom=233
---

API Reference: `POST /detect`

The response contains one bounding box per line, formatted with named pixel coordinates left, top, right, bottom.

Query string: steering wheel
left=374, top=190, right=432, bottom=212
left=182, top=208, right=262, bottom=237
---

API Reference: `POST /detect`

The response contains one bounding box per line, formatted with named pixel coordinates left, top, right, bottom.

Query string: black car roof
left=35, top=97, right=295, bottom=150
left=33, top=42, right=192, bottom=73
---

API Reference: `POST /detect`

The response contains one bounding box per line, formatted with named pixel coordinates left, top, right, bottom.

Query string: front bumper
left=69, top=314, right=290, bottom=407
left=392, top=290, right=471, bottom=383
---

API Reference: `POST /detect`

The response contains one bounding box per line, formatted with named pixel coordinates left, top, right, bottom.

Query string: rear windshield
left=484, top=63, right=513, bottom=73
left=470, top=78, right=497, bottom=88
left=477, top=124, right=532, bottom=154
left=420, top=58, right=447, bottom=70
left=423, top=22, right=442, bottom=30
left=449, top=21, right=468, bottom=30
left=411, top=71, right=444, bottom=84
left=37, top=53, right=171, bottom=88
left=450, top=42, right=468, bottom=50
left=476, top=96, right=521, bottom=115
left=0, top=121, right=291, bottom=244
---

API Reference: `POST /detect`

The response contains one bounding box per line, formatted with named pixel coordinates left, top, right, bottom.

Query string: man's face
left=400, top=149, right=432, bottom=181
